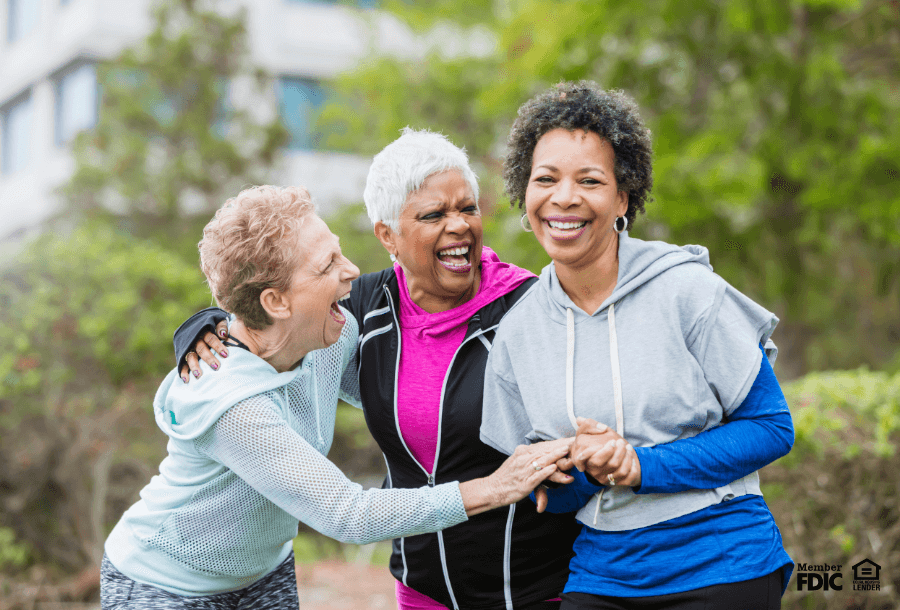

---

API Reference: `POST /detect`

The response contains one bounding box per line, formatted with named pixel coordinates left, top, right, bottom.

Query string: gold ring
left=607, top=474, right=616, bottom=486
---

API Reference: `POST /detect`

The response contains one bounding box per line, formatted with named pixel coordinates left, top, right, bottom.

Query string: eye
left=581, top=178, right=601, bottom=185
left=463, top=205, right=479, bottom=214
left=534, top=175, right=554, bottom=183
left=420, top=211, right=443, bottom=221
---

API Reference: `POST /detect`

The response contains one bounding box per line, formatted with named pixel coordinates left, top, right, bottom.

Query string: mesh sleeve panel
left=195, top=396, right=467, bottom=545
left=338, top=321, right=362, bottom=408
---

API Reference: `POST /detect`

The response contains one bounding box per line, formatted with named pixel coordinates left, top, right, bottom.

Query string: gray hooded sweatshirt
left=480, top=233, right=778, bottom=532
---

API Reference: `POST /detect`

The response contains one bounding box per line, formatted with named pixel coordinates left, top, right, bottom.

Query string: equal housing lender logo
left=796, top=558, right=882, bottom=592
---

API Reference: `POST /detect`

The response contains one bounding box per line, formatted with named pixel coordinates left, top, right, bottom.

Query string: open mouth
left=545, top=218, right=588, bottom=240
left=329, top=291, right=350, bottom=324
left=436, top=244, right=472, bottom=273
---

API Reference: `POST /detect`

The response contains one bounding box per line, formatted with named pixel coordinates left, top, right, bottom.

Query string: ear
left=259, top=287, right=292, bottom=321
left=374, top=221, right=398, bottom=259
left=616, top=191, right=629, bottom=218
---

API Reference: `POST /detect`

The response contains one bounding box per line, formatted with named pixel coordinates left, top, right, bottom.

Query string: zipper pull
left=428, top=474, right=435, bottom=486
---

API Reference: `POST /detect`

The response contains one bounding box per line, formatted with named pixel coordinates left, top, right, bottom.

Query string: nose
left=444, top=210, right=470, bottom=234
left=550, top=178, right=580, bottom=209
left=341, top=256, right=360, bottom=282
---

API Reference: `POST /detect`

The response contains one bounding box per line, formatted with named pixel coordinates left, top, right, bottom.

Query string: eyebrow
left=535, top=164, right=608, bottom=175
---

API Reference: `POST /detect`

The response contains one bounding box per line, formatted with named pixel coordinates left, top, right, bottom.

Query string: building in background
left=0, top=0, right=425, bottom=241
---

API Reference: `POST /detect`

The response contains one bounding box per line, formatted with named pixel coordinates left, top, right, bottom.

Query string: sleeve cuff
left=173, top=307, right=228, bottom=368
left=434, top=482, right=469, bottom=529
left=632, top=446, right=662, bottom=495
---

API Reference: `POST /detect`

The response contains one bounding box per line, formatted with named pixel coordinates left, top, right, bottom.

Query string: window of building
left=55, top=63, right=98, bottom=145
left=277, top=77, right=327, bottom=150
left=7, top=0, right=40, bottom=42
left=1, top=92, right=33, bottom=175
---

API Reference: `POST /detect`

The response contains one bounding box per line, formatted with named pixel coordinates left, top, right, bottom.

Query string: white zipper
left=502, top=503, right=516, bottom=610
left=384, top=284, right=499, bottom=609
left=310, top=356, right=324, bottom=445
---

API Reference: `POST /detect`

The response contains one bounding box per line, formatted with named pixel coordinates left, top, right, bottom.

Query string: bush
left=0, top=222, right=212, bottom=570
left=767, top=369, right=900, bottom=609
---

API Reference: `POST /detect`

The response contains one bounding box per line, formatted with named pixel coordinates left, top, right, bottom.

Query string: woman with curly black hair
left=481, top=81, right=794, bottom=609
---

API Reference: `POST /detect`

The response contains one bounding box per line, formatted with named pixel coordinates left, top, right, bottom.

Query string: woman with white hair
left=179, top=131, right=584, bottom=610
left=101, top=185, right=570, bottom=610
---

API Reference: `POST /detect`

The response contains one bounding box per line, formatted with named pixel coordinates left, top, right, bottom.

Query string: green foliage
left=320, top=0, right=900, bottom=376
left=782, top=368, right=900, bottom=461
left=0, top=528, right=30, bottom=571
left=0, top=223, right=211, bottom=414
left=766, top=368, right=900, bottom=608
left=63, top=0, right=288, bottom=236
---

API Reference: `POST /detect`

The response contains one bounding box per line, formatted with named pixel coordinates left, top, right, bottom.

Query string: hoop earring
left=613, top=216, right=628, bottom=234
left=520, top=214, right=533, bottom=232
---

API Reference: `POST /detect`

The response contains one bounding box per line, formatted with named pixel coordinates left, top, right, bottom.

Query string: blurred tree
left=0, top=224, right=213, bottom=570
left=321, top=0, right=900, bottom=376
left=62, top=0, right=288, bottom=245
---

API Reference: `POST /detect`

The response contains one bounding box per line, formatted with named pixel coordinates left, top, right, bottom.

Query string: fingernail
left=181, top=376, right=188, bottom=383
left=616, top=439, right=625, bottom=447
left=596, top=423, right=608, bottom=431
left=220, top=350, right=228, bottom=357
left=212, top=363, right=218, bottom=370
left=605, top=440, right=615, bottom=448
left=193, top=370, right=200, bottom=378
left=219, top=330, right=227, bottom=338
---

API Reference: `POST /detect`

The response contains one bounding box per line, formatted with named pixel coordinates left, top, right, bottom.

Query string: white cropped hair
left=363, top=128, right=480, bottom=232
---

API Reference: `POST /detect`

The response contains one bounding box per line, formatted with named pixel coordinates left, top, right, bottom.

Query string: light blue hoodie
left=105, top=312, right=466, bottom=596
left=480, top=234, right=778, bottom=531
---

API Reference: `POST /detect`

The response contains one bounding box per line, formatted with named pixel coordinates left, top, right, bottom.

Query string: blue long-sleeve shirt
left=539, top=348, right=794, bottom=597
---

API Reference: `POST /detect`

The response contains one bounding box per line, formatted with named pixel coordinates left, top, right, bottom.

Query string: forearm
left=200, top=403, right=468, bottom=545
left=637, top=353, right=793, bottom=494
left=635, top=412, right=792, bottom=493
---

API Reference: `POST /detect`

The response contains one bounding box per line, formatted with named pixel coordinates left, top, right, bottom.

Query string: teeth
left=336, top=293, right=350, bottom=302
left=438, top=246, right=469, bottom=256
left=548, top=220, right=587, bottom=230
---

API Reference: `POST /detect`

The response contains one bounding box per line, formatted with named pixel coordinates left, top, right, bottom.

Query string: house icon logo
left=852, top=559, right=881, bottom=591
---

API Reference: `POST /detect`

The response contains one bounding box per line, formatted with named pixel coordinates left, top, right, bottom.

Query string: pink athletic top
left=393, top=247, right=533, bottom=610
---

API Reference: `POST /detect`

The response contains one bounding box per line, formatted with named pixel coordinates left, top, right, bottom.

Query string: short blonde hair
left=200, top=185, right=315, bottom=329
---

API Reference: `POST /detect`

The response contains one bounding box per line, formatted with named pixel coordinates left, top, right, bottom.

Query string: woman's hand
left=180, top=320, right=230, bottom=382
left=459, top=438, right=574, bottom=516
left=567, top=417, right=641, bottom=488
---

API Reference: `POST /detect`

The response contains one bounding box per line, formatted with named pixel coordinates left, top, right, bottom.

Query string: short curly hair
left=199, top=185, right=315, bottom=329
left=503, top=81, right=653, bottom=227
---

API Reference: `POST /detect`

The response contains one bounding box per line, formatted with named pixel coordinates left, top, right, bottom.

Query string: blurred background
left=0, top=0, right=898, bottom=608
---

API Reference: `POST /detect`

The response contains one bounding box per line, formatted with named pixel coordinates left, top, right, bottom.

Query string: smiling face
left=376, top=170, right=483, bottom=313
left=525, top=128, right=628, bottom=272
left=284, top=215, right=360, bottom=352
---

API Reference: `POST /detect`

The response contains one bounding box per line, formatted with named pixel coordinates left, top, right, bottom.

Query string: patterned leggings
left=100, top=552, right=299, bottom=609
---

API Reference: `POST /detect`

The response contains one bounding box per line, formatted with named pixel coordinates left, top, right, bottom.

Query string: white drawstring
left=593, top=302, right=625, bottom=526
left=565, top=308, right=577, bottom=431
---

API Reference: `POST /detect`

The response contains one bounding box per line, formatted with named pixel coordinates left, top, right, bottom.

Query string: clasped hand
left=535, top=417, right=642, bottom=513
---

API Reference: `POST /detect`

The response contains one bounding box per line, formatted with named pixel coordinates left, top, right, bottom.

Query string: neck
left=403, top=267, right=482, bottom=314
left=229, top=319, right=308, bottom=373
left=555, top=234, right=620, bottom=315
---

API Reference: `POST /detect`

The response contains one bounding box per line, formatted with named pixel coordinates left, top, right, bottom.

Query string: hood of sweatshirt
left=536, top=232, right=713, bottom=325
left=153, top=347, right=302, bottom=441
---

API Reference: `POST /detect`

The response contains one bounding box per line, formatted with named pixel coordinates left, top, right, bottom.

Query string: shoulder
left=646, top=262, right=725, bottom=313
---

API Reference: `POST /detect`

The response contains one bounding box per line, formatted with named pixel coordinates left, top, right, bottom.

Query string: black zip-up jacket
left=173, top=268, right=581, bottom=610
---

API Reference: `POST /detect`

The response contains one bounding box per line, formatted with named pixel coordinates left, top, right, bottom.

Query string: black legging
left=560, top=569, right=783, bottom=610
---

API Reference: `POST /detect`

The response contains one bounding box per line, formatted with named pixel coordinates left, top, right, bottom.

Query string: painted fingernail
left=193, top=370, right=200, bottom=378
left=220, top=350, right=228, bottom=357
left=181, top=376, right=188, bottom=383
left=219, top=330, right=227, bottom=338
left=212, top=363, right=218, bottom=370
